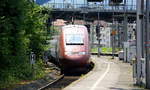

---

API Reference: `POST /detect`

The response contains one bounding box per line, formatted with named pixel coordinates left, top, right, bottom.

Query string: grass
left=91, top=47, right=121, bottom=54
left=0, top=60, right=50, bottom=89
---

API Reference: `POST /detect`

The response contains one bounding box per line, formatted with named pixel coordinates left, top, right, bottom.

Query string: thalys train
left=49, top=25, right=91, bottom=71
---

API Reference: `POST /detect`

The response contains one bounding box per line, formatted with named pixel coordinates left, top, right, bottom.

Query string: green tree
left=0, top=0, right=50, bottom=88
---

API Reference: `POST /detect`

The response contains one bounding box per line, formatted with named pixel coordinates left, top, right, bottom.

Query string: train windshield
left=65, top=34, right=84, bottom=45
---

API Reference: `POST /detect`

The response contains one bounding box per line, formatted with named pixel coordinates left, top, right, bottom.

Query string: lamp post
left=146, top=0, right=150, bottom=88
left=136, top=0, right=144, bottom=85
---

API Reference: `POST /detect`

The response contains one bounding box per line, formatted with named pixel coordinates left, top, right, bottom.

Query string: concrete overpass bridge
left=35, top=0, right=137, bottom=22
left=42, top=2, right=136, bottom=22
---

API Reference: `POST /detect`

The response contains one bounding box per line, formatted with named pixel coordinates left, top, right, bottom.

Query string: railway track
left=42, top=76, right=80, bottom=90
left=40, top=62, right=94, bottom=90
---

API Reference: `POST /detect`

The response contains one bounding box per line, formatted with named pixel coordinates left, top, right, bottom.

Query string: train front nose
left=61, top=51, right=90, bottom=68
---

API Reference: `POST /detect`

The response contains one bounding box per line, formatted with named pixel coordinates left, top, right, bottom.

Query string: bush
left=0, top=0, right=51, bottom=88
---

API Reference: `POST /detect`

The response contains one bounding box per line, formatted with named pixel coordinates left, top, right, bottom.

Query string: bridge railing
left=44, top=3, right=136, bottom=12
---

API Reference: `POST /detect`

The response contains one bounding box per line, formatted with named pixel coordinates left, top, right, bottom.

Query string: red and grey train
left=49, top=25, right=91, bottom=71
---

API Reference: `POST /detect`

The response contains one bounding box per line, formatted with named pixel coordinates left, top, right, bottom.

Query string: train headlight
left=65, top=52, right=73, bottom=55
left=78, top=52, right=86, bottom=55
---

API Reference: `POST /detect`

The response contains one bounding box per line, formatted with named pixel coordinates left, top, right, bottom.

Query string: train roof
left=61, top=25, right=88, bottom=34
left=62, top=25, right=87, bottom=30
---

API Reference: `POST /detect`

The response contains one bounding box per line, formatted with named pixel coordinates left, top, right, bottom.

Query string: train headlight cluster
left=78, top=52, right=86, bottom=55
left=65, top=52, right=73, bottom=55
left=65, top=52, right=86, bottom=55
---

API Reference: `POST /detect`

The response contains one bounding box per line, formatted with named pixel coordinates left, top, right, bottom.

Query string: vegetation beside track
left=0, top=0, right=53, bottom=88
left=91, top=47, right=121, bottom=54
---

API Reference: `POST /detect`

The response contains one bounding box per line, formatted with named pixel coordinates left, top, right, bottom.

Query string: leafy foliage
left=0, top=0, right=51, bottom=88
